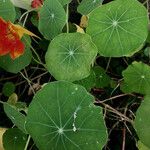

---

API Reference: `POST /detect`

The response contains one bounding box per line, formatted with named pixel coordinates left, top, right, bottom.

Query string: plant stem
left=66, top=4, right=69, bottom=33
left=0, top=100, right=4, bottom=104
left=24, top=135, right=31, bottom=150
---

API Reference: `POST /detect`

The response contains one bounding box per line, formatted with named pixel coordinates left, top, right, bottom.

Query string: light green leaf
left=4, top=103, right=27, bottom=134
left=134, top=95, right=150, bottom=149
left=137, top=141, right=150, bottom=150
left=58, top=0, right=71, bottom=5
left=10, top=0, right=32, bottom=10
left=77, top=0, right=103, bottom=15
left=26, top=81, right=107, bottom=150
left=45, top=33, right=97, bottom=82
left=122, top=61, right=150, bottom=94
left=3, top=128, right=27, bottom=150
left=38, top=0, right=66, bottom=39
left=86, top=0, right=149, bottom=57
left=0, top=0, right=16, bottom=22
left=0, top=36, right=32, bottom=74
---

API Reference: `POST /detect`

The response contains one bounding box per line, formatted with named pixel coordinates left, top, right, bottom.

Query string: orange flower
left=0, top=17, right=38, bottom=59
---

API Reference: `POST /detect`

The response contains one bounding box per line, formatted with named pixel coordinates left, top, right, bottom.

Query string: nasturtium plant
left=26, top=81, right=108, bottom=150
left=38, top=0, right=66, bottom=40
left=0, top=0, right=16, bottom=22
left=0, top=0, right=150, bottom=149
left=0, top=36, right=32, bottom=73
left=45, top=33, right=97, bottom=81
left=2, top=128, right=27, bottom=150
left=122, top=61, right=150, bottom=94
left=77, top=0, right=103, bottom=15
left=4, top=103, right=27, bottom=134
left=134, top=95, right=150, bottom=149
left=86, top=0, right=149, bottom=57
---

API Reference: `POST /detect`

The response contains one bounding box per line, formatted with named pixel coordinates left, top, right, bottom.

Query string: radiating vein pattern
left=26, top=81, right=107, bottom=150
left=45, top=33, right=97, bottom=81
left=122, top=61, right=150, bottom=94
left=87, top=0, right=149, bottom=57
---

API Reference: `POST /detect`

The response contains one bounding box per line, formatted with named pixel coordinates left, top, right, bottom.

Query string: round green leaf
left=77, top=0, right=103, bottom=15
left=3, top=128, right=27, bottom=150
left=38, top=0, right=66, bottom=40
left=2, top=82, right=15, bottom=97
left=134, top=95, right=150, bottom=149
left=45, top=33, right=98, bottom=82
left=93, top=66, right=110, bottom=88
left=26, top=81, right=107, bottom=150
left=0, top=36, right=32, bottom=74
left=86, top=0, right=149, bottom=57
left=0, top=0, right=16, bottom=22
left=122, top=61, right=150, bottom=94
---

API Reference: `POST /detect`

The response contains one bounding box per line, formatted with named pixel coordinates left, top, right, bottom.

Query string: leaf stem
left=66, top=4, right=69, bottom=33
left=24, top=135, right=31, bottom=150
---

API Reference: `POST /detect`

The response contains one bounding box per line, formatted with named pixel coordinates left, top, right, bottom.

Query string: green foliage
left=0, top=36, right=32, bottom=73
left=93, top=66, right=110, bottom=88
left=0, top=0, right=16, bottom=22
left=137, top=141, right=150, bottom=150
left=58, top=0, right=72, bottom=5
left=45, top=33, right=97, bottom=81
left=122, top=61, right=150, bottom=94
left=2, top=128, right=27, bottom=150
left=26, top=81, right=107, bottom=150
left=86, top=0, right=149, bottom=57
left=77, top=0, right=103, bottom=15
left=0, top=0, right=150, bottom=149
left=2, top=82, right=15, bottom=97
left=4, top=103, right=27, bottom=134
left=38, top=0, right=66, bottom=39
left=134, top=95, right=150, bottom=148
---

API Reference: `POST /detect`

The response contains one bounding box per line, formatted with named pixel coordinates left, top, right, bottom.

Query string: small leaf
left=0, top=0, right=16, bottom=22
left=26, top=81, right=108, bottom=150
left=77, top=0, right=103, bottom=15
left=134, top=95, right=150, bottom=149
left=4, top=103, right=27, bottom=134
left=45, top=33, right=97, bottom=82
left=122, top=61, right=150, bottom=94
left=93, top=66, right=110, bottom=88
left=2, top=82, right=15, bottom=97
left=3, top=128, right=27, bottom=150
left=86, top=0, right=149, bottom=57
left=38, top=0, right=66, bottom=39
